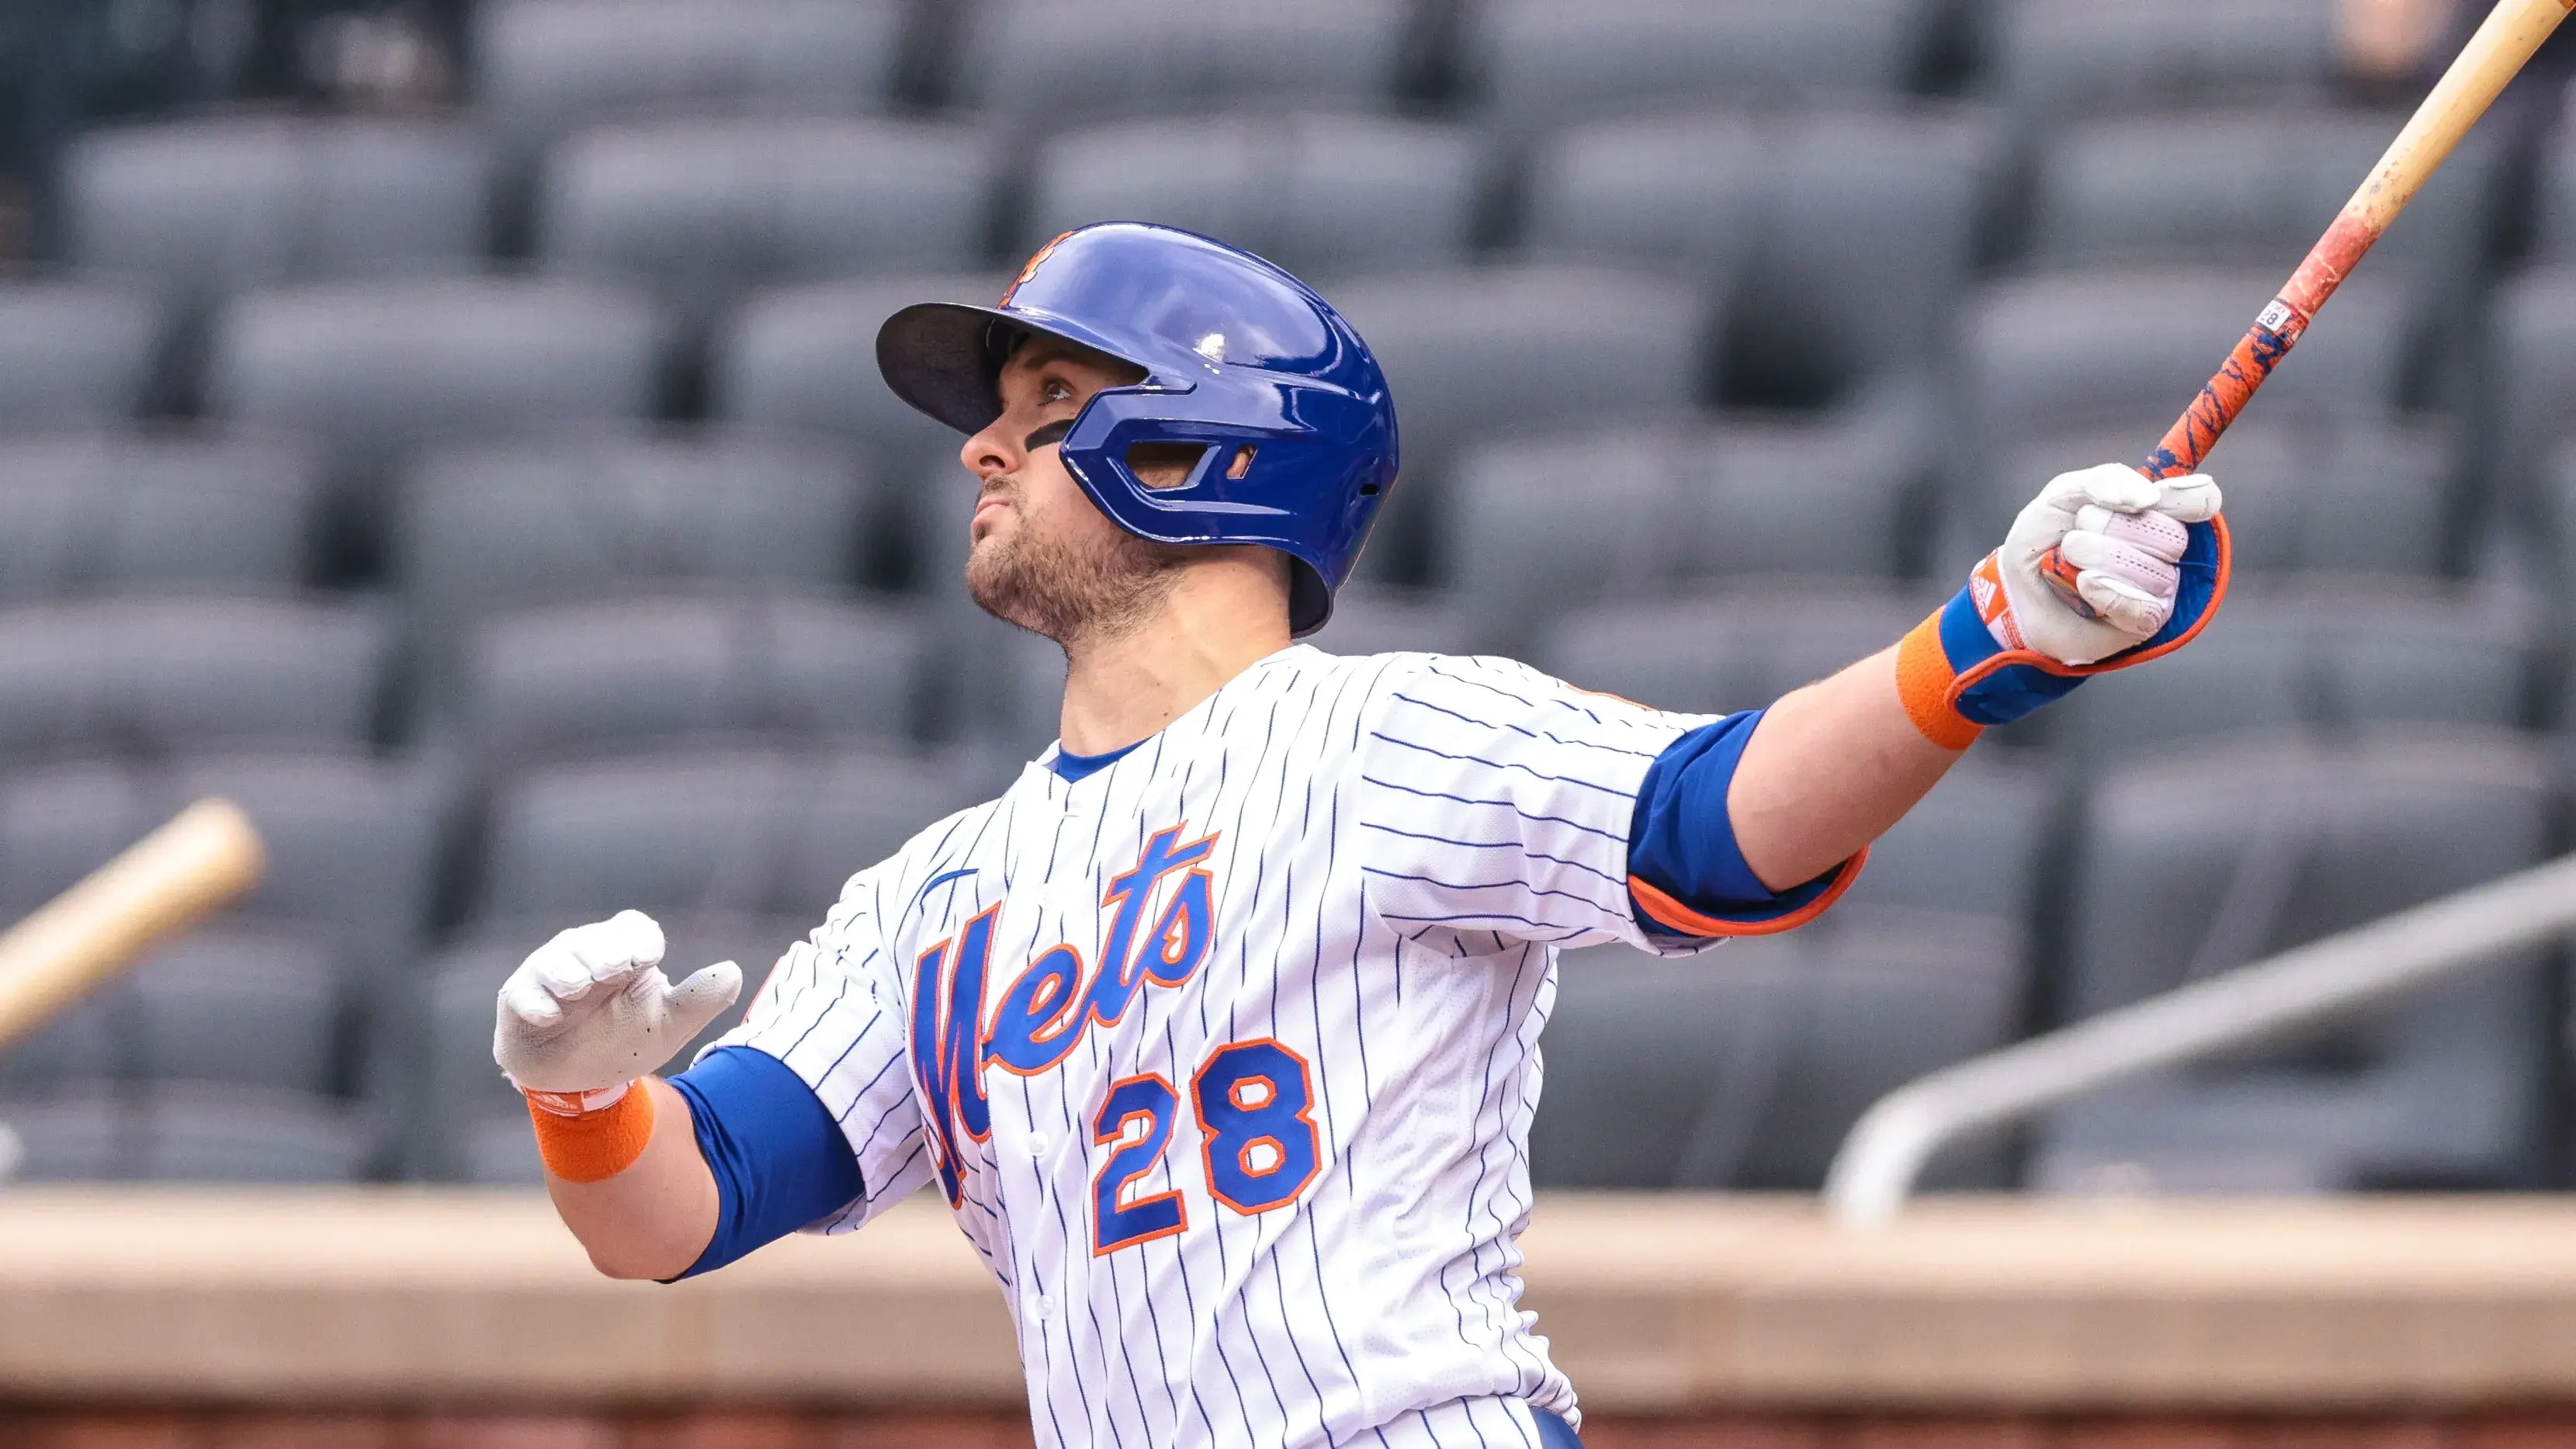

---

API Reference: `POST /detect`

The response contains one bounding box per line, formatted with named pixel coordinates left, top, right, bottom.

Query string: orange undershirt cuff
left=526, top=1081, right=655, bottom=1184
left=1895, top=609, right=1985, bottom=752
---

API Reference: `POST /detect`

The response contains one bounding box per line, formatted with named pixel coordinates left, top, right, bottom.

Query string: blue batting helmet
left=875, top=222, right=1399, bottom=636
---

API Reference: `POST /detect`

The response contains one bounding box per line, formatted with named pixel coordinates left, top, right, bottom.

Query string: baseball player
left=495, top=223, right=2225, bottom=1447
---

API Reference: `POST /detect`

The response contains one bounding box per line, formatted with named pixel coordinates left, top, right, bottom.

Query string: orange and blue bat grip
left=2036, top=0, right=2576, bottom=615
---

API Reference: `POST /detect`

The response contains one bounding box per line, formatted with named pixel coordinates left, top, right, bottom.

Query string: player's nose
left=962, top=418, right=1018, bottom=482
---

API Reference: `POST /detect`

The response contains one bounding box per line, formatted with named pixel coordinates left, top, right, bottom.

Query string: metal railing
left=1822, top=851, right=2576, bottom=1229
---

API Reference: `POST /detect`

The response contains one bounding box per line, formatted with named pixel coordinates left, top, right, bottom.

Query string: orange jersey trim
left=1628, top=844, right=1868, bottom=939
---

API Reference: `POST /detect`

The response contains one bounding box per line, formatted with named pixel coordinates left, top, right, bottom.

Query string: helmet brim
left=878, top=300, right=1167, bottom=438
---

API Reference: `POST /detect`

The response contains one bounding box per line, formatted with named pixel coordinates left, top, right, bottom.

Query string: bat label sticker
left=2255, top=300, right=2297, bottom=335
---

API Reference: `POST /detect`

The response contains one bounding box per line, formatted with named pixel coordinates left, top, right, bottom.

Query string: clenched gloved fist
left=1894, top=463, right=2230, bottom=750
left=493, top=909, right=741, bottom=1099
left=1986, top=463, right=2224, bottom=667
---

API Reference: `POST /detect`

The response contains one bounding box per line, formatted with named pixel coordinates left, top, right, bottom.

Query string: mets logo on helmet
left=1000, top=231, right=1074, bottom=307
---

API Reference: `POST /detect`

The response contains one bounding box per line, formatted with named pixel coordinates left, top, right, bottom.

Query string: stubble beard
left=966, top=486, right=1191, bottom=650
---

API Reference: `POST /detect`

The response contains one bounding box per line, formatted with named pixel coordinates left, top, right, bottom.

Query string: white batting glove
left=493, top=909, right=742, bottom=1102
left=1985, top=463, right=2224, bottom=667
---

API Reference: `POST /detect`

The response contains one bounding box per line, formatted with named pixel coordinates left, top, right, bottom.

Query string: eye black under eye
left=1025, top=419, right=1073, bottom=450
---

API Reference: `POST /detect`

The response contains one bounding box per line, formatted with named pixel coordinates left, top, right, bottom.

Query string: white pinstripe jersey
left=716, top=645, right=1713, bottom=1448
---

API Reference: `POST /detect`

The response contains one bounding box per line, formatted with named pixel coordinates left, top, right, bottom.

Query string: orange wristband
left=1895, top=610, right=1985, bottom=752
left=525, top=1080, right=656, bottom=1184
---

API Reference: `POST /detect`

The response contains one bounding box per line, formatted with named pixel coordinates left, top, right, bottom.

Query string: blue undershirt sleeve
left=662, top=1045, right=867, bottom=1281
left=1624, top=708, right=1860, bottom=939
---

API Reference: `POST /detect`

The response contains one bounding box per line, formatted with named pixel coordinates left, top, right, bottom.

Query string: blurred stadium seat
left=1524, top=105, right=2001, bottom=404
left=2042, top=733, right=2552, bottom=1191
left=1960, top=418, right=2456, bottom=582
left=0, top=599, right=391, bottom=765
left=475, top=0, right=911, bottom=179
left=712, top=272, right=997, bottom=505
left=0, top=282, right=165, bottom=432
left=2047, top=583, right=2533, bottom=757
left=953, top=0, right=1420, bottom=124
left=393, top=432, right=874, bottom=709
left=1957, top=270, right=2413, bottom=471
left=462, top=595, right=924, bottom=771
left=0, top=752, right=450, bottom=982
left=1439, top=418, right=1919, bottom=653
left=0, top=431, right=322, bottom=601
left=1538, top=906, right=2025, bottom=1189
left=1024, top=114, right=1482, bottom=279
left=538, top=118, right=1001, bottom=331
left=1464, top=0, right=1938, bottom=136
left=1985, top=0, right=2344, bottom=127
left=1531, top=587, right=1936, bottom=717
left=206, top=277, right=667, bottom=553
left=471, top=747, right=972, bottom=924
left=62, top=116, right=491, bottom=304
left=1329, top=265, right=1711, bottom=580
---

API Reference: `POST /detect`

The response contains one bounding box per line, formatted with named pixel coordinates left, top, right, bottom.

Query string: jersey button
left=1028, top=1132, right=1052, bottom=1157
left=1032, top=1292, right=1053, bottom=1322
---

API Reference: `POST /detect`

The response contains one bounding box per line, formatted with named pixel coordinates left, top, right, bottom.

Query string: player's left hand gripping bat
left=2039, top=0, right=2576, bottom=611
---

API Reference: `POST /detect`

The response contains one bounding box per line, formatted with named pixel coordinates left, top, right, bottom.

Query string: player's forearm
left=542, top=1076, right=722, bottom=1281
left=1727, top=646, right=1964, bottom=893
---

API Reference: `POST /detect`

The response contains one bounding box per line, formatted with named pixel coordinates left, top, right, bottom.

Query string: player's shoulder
left=816, top=792, right=1011, bottom=929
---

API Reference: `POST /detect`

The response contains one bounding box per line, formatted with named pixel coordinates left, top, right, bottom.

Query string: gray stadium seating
left=0, top=1086, right=372, bottom=1184
left=1947, top=418, right=2457, bottom=584
left=1537, top=906, right=2024, bottom=1189
left=0, top=929, right=343, bottom=1096
left=0, top=599, right=391, bottom=766
left=1464, top=0, right=1937, bottom=137
left=1529, top=586, right=1936, bottom=716
left=463, top=595, right=924, bottom=771
left=1023, top=114, right=1481, bottom=279
left=410, top=910, right=810, bottom=1183
left=538, top=119, right=1001, bottom=330
left=1986, top=0, right=2342, bottom=127
left=473, top=747, right=977, bottom=923
left=0, top=283, right=163, bottom=433
left=1958, top=269, right=2412, bottom=462
left=0, top=431, right=322, bottom=601
left=1523, top=106, right=2001, bottom=404
left=61, top=116, right=491, bottom=303
left=2047, top=584, right=2533, bottom=757
left=2028, top=113, right=2499, bottom=397
left=0, top=752, right=451, bottom=982
left=1838, top=757, right=2060, bottom=926
left=475, top=0, right=909, bottom=176
left=1326, top=266, right=1710, bottom=580
left=712, top=272, right=1000, bottom=509
left=2489, top=265, right=2576, bottom=513
left=1440, top=417, right=1919, bottom=653
left=206, top=278, right=667, bottom=525
left=2041, top=733, right=2551, bottom=1190
left=394, top=432, right=874, bottom=707
left=955, top=0, right=1418, bottom=123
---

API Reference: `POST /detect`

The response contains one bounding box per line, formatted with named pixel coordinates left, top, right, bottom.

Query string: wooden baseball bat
left=0, top=799, right=266, bottom=1056
left=2040, top=0, right=2576, bottom=605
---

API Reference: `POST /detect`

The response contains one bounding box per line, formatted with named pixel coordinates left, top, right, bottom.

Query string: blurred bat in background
left=2039, top=0, right=2576, bottom=608
left=0, top=798, right=265, bottom=1059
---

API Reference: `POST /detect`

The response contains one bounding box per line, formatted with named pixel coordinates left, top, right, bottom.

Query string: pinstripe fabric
left=714, top=647, right=1716, bottom=1447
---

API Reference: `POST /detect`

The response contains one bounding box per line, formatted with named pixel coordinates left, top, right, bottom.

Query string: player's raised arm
left=1726, top=464, right=2226, bottom=891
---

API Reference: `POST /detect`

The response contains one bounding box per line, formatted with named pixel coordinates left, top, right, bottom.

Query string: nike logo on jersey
left=910, top=822, right=1222, bottom=1207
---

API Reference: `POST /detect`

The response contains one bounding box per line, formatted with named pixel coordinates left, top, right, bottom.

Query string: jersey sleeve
left=702, top=864, right=931, bottom=1234
left=1350, top=653, right=1718, bottom=954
